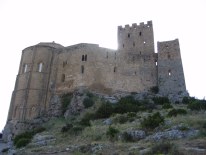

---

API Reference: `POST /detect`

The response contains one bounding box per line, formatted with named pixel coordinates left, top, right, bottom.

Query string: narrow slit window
left=82, top=55, right=85, bottom=61
left=133, top=42, right=135, bottom=47
left=128, top=33, right=130, bottom=38
left=23, top=64, right=28, bottom=73
left=61, top=74, right=65, bottom=82
left=81, top=65, right=84, bottom=74
left=114, top=67, right=117, bottom=73
left=168, top=70, right=171, bottom=76
left=139, top=32, right=142, bottom=36
left=155, top=61, right=157, bottom=66
left=38, top=62, right=43, bottom=72
left=85, top=55, right=87, bottom=61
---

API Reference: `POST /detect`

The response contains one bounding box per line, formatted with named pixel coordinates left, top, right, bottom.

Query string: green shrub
left=94, top=102, right=114, bottom=119
left=15, top=138, right=31, bottom=148
left=114, top=96, right=140, bottom=114
left=162, top=103, right=173, bottom=109
left=113, top=115, right=129, bottom=124
left=106, top=126, right=119, bottom=141
left=150, top=86, right=159, bottom=94
left=61, top=123, right=73, bottom=132
left=187, top=99, right=206, bottom=111
left=69, top=126, right=84, bottom=135
left=14, top=127, right=45, bottom=148
left=86, top=91, right=94, bottom=98
left=61, top=93, right=72, bottom=114
left=83, top=97, right=94, bottom=108
left=79, top=112, right=95, bottom=126
left=167, top=109, right=187, bottom=117
left=141, top=112, right=164, bottom=130
left=152, top=96, right=170, bottom=105
left=14, top=131, right=33, bottom=146
left=127, top=112, right=136, bottom=118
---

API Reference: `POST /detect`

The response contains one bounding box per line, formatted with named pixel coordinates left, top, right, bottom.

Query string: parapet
left=118, top=20, right=153, bottom=31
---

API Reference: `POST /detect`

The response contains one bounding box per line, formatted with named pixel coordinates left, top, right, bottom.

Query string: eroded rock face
left=30, top=134, right=56, bottom=146
left=147, top=125, right=199, bottom=141
left=64, top=91, right=85, bottom=118
left=126, top=130, right=146, bottom=141
left=47, top=95, right=62, bottom=117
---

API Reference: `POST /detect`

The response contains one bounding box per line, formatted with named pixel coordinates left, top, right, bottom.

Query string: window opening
left=82, top=55, right=85, bottom=61
left=128, top=33, right=130, bottom=38
left=85, top=55, right=87, bottom=61
left=38, top=62, right=43, bottom=72
left=133, top=42, right=135, bottom=47
left=155, top=61, right=157, bottom=66
left=168, top=70, right=171, bottom=76
left=114, top=67, right=116, bottom=72
left=23, top=64, right=28, bottom=73
left=61, top=74, right=65, bottom=82
left=140, top=51, right=142, bottom=55
left=139, top=32, right=142, bottom=36
left=81, top=65, right=84, bottom=74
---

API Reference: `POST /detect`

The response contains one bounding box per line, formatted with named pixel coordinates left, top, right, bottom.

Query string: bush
left=167, top=109, right=187, bottom=117
left=187, top=99, right=206, bottom=111
left=94, top=102, right=114, bottom=119
left=150, top=86, right=159, bottom=94
left=15, top=138, right=31, bottom=148
left=83, top=97, right=95, bottom=108
left=61, top=123, right=73, bottom=132
left=114, top=96, right=140, bottom=114
left=106, top=126, right=119, bottom=141
left=69, top=126, right=84, bottom=135
left=153, top=96, right=170, bottom=105
left=79, top=112, right=95, bottom=126
left=162, top=103, right=173, bottom=109
left=61, top=93, right=72, bottom=114
left=14, top=127, right=45, bottom=148
left=113, top=115, right=129, bottom=124
left=141, top=112, right=164, bottom=130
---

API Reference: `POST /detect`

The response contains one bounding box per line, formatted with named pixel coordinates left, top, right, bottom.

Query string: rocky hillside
left=2, top=90, right=206, bottom=155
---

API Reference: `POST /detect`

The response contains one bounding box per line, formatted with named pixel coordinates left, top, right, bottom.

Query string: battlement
left=118, top=21, right=152, bottom=31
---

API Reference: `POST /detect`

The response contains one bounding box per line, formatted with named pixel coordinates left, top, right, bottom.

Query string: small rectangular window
left=81, top=65, right=84, bottom=74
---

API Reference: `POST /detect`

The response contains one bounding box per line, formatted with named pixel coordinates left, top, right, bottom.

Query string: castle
left=7, top=21, right=186, bottom=122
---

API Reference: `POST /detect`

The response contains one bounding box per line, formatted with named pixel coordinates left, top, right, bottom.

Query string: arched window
left=23, top=64, right=28, bottom=73
left=61, top=74, right=65, bottom=82
left=38, top=62, right=43, bottom=72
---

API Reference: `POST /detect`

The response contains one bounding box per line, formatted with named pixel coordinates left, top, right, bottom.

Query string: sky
left=0, top=0, right=205, bottom=131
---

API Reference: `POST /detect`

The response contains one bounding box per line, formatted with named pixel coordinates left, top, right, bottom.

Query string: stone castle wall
left=7, top=21, right=187, bottom=122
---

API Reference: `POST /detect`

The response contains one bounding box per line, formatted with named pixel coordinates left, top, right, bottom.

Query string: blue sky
left=0, top=0, right=205, bottom=131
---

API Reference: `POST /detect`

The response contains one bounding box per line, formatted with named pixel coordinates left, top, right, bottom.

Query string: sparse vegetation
left=61, top=93, right=72, bottom=114
left=83, top=97, right=95, bottom=108
left=152, top=96, right=170, bottom=105
left=14, top=127, right=46, bottom=148
left=167, top=108, right=187, bottom=117
left=141, top=112, right=164, bottom=130
left=106, top=126, right=119, bottom=141
left=147, top=142, right=183, bottom=155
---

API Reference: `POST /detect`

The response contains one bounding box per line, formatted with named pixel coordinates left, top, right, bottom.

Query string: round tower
left=7, top=43, right=59, bottom=121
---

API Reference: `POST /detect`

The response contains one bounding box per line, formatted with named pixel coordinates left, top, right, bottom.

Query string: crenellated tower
left=118, top=21, right=155, bottom=54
